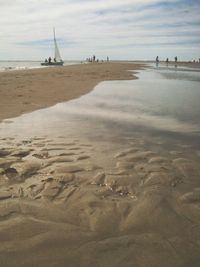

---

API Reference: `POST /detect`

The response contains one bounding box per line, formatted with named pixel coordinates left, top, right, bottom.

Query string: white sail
left=53, top=28, right=62, bottom=62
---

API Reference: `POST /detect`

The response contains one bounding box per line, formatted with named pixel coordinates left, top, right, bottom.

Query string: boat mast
left=53, top=27, right=56, bottom=44
left=53, top=27, right=62, bottom=62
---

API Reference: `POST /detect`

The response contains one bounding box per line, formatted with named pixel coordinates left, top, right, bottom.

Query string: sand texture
left=0, top=62, right=143, bottom=122
left=0, top=135, right=200, bottom=267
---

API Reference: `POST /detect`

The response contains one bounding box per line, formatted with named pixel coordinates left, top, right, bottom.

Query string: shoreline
left=160, top=61, right=200, bottom=69
left=0, top=62, right=144, bottom=122
left=0, top=61, right=82, bottom=72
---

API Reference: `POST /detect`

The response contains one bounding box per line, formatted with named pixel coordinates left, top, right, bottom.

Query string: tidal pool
left=1, top=64, right=200, bottom=148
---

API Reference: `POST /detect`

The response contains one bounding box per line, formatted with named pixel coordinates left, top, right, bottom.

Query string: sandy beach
left=0, top=63, right=143, bottom=122
left=1, top=0, right=200, bottom=264
left=0, top=62, right=200, bottom=267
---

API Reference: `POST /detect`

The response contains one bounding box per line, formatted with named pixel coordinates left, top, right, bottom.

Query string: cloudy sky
left=0, top=0, right=200, bottom=61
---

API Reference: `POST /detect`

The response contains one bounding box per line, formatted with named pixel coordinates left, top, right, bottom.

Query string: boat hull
left=41, top=61, right=64, bottom=66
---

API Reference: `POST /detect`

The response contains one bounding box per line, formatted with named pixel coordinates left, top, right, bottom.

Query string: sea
left=0, top=60, right=82, bottom=72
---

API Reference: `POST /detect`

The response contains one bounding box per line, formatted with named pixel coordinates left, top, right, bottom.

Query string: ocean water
left=0, top=60, right=82, bottom=72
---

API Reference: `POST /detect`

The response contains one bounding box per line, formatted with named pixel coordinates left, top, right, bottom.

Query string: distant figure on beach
left=174, top=56, right=178, bottom=68
left=156, top=56, right=159, bottom=67
left=166, top=58, right=169, bottom=66
left=93, top=55, right=96, bottom=62
left=54, top=57, right=56, bottom=62
left=107, top=56, right=109, bottom=62
left=156, top=56, right=159, bottom=62
left=48, top=57, right=52, bottom=63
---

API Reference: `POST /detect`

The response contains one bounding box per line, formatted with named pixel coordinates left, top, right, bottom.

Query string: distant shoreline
left=0, top=60, right=82, bottom=72
left=155, top=61, right=200, bottom=69
left=0, top=60, right=199, bottom=73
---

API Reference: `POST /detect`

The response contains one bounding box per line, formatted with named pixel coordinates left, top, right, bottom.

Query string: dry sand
left=0, top=62, right=143, bottom=122
left=0, top=63, right=200, bottom=267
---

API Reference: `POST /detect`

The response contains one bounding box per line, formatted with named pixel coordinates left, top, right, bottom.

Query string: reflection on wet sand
left=0, top=66, right=200, bottom=267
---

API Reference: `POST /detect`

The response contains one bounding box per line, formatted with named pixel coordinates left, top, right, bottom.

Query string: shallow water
left=0, top=60, right=82, bottom=71
left=1, top=65, right=200, bottom=148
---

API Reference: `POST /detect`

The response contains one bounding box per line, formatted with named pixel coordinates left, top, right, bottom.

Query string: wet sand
left=167, top=61, right=200, bottom=69
left=0, top=63, right=200, bottom=267
left=0, top=135, right=200, bottom=267
left=152, top=61, right=200, bottom=69
left=0, top=62, right=143, bottom=122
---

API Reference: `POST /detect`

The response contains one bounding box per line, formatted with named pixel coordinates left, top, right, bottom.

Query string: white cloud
left=0, top=0, right=199, bottom=60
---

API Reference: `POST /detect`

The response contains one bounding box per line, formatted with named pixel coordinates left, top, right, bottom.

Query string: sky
left=0, top=0, right=200, bottom=61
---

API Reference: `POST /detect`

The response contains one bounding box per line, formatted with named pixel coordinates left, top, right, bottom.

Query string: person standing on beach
left=156, top=56, right=159, bottom=67
left=174, top=56, right=178, bottom=68
left=156, top=56, right=159, bottom=62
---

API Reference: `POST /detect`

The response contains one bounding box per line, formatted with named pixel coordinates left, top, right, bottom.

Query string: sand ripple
left=0, top=137, right=200, bottom=266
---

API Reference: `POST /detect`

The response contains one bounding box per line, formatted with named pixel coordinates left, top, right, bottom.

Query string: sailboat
left=41, top=28, right=64, bottom=66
